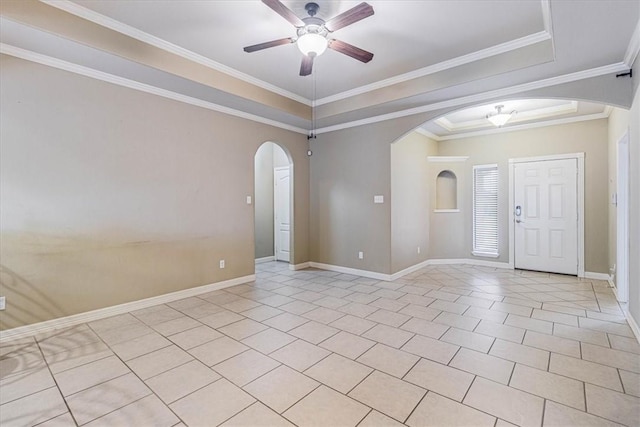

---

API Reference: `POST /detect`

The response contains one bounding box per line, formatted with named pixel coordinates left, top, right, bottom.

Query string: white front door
left=514, top=158, right=578, bottom=275
left=274, top=166, right=290, bottom=262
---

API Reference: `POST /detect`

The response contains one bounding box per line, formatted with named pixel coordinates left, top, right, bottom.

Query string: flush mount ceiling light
left=486, top=105, right=516, bottom=127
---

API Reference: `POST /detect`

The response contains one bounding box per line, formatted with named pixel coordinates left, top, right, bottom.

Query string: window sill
left=472, top=251, right=499, bottom=258
left=434, top=209, right=460, bottom=213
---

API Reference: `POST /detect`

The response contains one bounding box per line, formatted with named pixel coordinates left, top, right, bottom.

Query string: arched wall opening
left=389, top=97, right=622, bottom=277
left=254, top=141, right=294, bottom=264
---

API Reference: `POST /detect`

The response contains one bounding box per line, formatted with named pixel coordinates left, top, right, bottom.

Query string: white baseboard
left=309, top=262, right=391, bottom=281
left=389, top=260, right=432, bottom=281
left=0, top=274, right=255, bottom=343
left=584, top=271, right=612, bottom=281
left=428, top=258, right=512, bottom=270
left=623, top=308, right=640, bottom=344
left=308, top=258, right=512, bottom=282
left=255, top=256, right=275, bottom=264
left=289, top=262, right=311, bottom=271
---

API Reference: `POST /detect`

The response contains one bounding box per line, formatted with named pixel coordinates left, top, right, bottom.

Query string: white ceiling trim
left=541, top=0, right=553, bottom=34
left=314, top=30, right=552, bottom=106
left=315, top=0, right=554, bottom=106
left=40, top=0, right=313, bottom=107
left=435, top=101, right=579, bottom=132
left=434, top=111, right=610, bottom=142
left=39, top=0, right=554, bottom=111
left=415, top=128, right=440, bottom=141
left=0, top=43, right=309, bottom=135
left=314, top=62, right=628, bottom=135
left=623, top=18, right=640, bottom=66
left=540, top=0, right=555, bottom=57
left=427, top=156, right=469, bottom=162
left=433, top=117, right=455, bottom=132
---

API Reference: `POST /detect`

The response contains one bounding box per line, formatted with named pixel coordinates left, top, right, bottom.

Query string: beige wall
left=607, top=108, right=631, bottom=282
left=627, top=74, right=640, bottom=329
left=310, top=115, right=430, bottom=275
left=0, top=55, right=309, bottom=330
left=428, top=161, right=469, bottom=260
left=436, top=119, right=610, bottom=273
left=390, top=132, right=438, bottom=272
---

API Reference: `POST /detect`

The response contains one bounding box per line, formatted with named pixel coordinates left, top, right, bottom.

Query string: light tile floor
left=1, top=262, right=639, bottom=426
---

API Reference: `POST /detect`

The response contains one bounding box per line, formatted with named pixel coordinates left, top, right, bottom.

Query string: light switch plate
left=0, top=296, right=5, bottom=310
left=374, top=195, right=384, bottom=204
left=246, top=196, right=252, bottom=204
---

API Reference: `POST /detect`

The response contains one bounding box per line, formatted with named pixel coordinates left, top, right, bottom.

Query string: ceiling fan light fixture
left=486, top=105, right=516, bottom=127
left=297, top=32, right=328, bottom=57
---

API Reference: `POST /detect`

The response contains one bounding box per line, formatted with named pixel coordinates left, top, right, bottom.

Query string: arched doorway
left=254, top=141, right=294, bottom=265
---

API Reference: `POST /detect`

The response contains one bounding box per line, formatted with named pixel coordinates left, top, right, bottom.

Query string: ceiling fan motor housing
left=305, top=2, right=320, bottom=17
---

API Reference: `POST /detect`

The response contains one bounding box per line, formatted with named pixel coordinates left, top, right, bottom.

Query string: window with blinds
left=473, top=164, right=499, bottom=257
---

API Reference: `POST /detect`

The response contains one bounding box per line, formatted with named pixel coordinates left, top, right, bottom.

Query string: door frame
left=273, top=165, right=292, bottom=262
left=616, top=131, right=630, bottom=302
left=508, top=152, right=585, bottom=277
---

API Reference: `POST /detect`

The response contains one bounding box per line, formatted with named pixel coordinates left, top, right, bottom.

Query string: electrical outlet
left=417, top=246, right=421, bottom=254
left=0, top=296, right=5, bottom=310
left=246, top=196, right=252, bottom=204
left=219, top=260, right=225, bottom=269
left=358, top=251, right=364, bottom=260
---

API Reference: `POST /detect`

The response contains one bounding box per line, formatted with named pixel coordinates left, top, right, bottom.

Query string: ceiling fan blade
left=325, top=2, right=374, bottom=32
left=328, top=39, right=373, bottom=63
left=262, top=0, right=305, bottom=27
left=244, top=37, right=294, bottom=53
left=300, top=55, right=314, bottom=76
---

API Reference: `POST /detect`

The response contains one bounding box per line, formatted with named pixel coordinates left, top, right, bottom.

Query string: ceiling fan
left=244, top=0, right=374, bottom=76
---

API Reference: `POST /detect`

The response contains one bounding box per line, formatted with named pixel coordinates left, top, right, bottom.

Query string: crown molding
left=1, top=43, right=308, bottom=135
left=40, top=0, right=313, bottom=107
left=415, top=128, right=440, bottom=141
left=540, top=0, right=556, bottom=60
left=40, top=0, right=554, bottom=111
left=314, top=62, right=628, bottom=135
left=437, top=111, right=610, bottom=141
left=436, top=100, right=578, bottom=132
left=314, top=30, right=552, bottom=106
left=434, top=117, right=455, bottom=132
left=623, top=18, right=640, bottom=67
left=2, top=43, right=622, bottom=140
left=427, top=156, right=469, bottom=162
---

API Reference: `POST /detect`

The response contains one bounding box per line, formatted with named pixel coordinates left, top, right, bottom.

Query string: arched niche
left=436, top=170, right=458, bottom=211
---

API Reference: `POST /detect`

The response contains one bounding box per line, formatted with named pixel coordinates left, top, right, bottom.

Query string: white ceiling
left=71, top=0, right=546, bottom=100
left=420, top=99, right=610, bottom=140
left=1, top=1, right=638, bottom=133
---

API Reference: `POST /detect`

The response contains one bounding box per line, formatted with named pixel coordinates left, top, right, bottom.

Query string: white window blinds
left=473, top=164, right=499, bottom=257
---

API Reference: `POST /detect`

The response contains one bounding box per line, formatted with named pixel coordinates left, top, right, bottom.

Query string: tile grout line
left=34, top=338, right=80, bottom=427
left=84, top=323, right=193, bottom=426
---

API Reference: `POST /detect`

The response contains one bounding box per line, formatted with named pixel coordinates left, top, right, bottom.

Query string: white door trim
left=616, top=131, right=630, bottom=302
left=508, top=153, right=585, bottom=277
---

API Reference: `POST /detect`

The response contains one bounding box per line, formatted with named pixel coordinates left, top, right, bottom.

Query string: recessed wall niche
left=436, top=170, right=458, bottom=211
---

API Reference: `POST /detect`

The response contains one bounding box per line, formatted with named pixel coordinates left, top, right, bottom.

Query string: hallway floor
left=1, top=262, right=639, bottom=426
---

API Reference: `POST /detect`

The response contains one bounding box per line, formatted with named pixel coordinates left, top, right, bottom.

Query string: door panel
left=514, top=158, right=577, bottom=275
left=274, top=167, right=290, bottom=262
